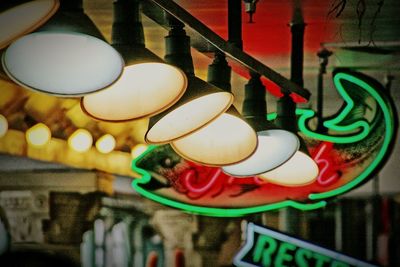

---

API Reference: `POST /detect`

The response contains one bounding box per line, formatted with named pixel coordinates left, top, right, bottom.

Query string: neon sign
left=313, top=142, right=341, bottom=187
left=233, top=223, right=377, bottom=267
left=131, top=69, right=397, bottom=217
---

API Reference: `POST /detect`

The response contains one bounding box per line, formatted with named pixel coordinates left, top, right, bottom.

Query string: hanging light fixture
left=81, top=0, right=187, bottom=121
left=259, top=94, right=319, bottom=186
left=171, top=106, right=258, bottom=166
left=222, top=72, right=299, bottom=176
left=170, top=53, right=257, bottom=166
left=1, top=0, right=124, bottom=97
left=259, top=8, right=318, bottom=186
left=145, top=19, right=233, bottom=144
left=0, top=0, right=59, bottom=49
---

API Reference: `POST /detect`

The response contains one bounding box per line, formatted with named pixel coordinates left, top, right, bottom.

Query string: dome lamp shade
left=171, top=107, right=258, bottom=166
left=222, top=119, right=299, bottom=176
left=2, top=32, right=124, bottom=97
left=0, top=0, right=59, bottom=49
left=81, top=62, right=187, bottom=121
left=81, top=0, right=188, bottom=121
left=1, top=0, right=124, bottom=97
left=259, top=150, right=319, bottom=186
left=145, top=76, right=233, bottom=144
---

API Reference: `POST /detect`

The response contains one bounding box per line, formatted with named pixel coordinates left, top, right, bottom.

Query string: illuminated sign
left=233, top=223, right=377, bottom=267
left=131, top=69, right=397, bottom=217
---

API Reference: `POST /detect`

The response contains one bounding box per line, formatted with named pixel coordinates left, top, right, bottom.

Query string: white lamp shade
left=222, top=129, right=299, bottom=176
left=171, top=113, right=258, bottom=166
left=2, top=32, right=124, bottom=96
left=145, top=91, right=233, bottom=143
left=259, top=151, right=319, bottom=186
left=0, top=0, right=59, bottom=49
left=81, top=63, right=187, bottom=121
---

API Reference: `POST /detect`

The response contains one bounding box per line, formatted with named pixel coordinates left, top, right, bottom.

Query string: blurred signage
left=233, top=223, right=377, bottom=267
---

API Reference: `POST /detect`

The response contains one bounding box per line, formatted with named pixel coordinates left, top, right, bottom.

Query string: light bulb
left=131, top=144, right=148, bottom=158
left=95, top=134, right=116, bottom=154
left=0, top=114, right=8, bottom=138
left=68, top=129, right=93, bottom=153
left=26, top=123, right=51, bottom=146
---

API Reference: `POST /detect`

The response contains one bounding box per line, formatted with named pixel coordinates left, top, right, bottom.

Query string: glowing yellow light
left=145, top=91, right=233, bottom=144
left=82, top=63, right=187, bottom=121
left=131, top=144, right=148, bottom=158
left=0, top=114, right=8, bottom=138
left=171, top=113, right=258, bottom=166
left=68, top=129, right=93, bottom=153
left=259, top=151, right=319, bottom=186
left=95, top=134, right=116, bottom=154
left=0, top=0, right=59, bottom=49
left=26, top=123, right=51, bottom=146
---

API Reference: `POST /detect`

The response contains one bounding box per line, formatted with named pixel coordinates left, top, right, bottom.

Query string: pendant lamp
left=259, top=94, right=319, bottom=186
left=1, top=0, right=124, bottom=97
left=222, top=71, right=299, bottom=176
left=171, top=53, right=257, bottom=166
left=0, top=0, right=59, bottom=49
left=81, top=0, right=187, bottom=121
left=145, top=20, right=233, bottom=144
left=171, top=105, right=258, bottom=166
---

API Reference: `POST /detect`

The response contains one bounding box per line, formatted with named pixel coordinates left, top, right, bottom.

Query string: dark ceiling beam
left=140, top=0, right=311, bottom=100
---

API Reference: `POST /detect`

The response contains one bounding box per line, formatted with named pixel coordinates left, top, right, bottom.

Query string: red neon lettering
left=183, top=168, right=222, bottom=194
left=179, top=164, right=262, bottom=199
left=313, top=142, right=341, bottom=187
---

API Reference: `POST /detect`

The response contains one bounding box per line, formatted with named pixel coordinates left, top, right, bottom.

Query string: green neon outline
left=234, top=223, right=377, bottom=267
left=131, top=71, right=395, bottom=216
left=131, top=145, right=326, bottom=217
left=309, top=72, right=394, bottom=200
left=267, top=110, right=370, bottom=144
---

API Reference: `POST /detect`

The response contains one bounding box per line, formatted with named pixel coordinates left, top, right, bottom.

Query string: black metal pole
left=207, top=52, right=232, bottom=92
left=280, top=7, right=306, bottom=236
left=289, top=8, right=305, bottom=87
left=242, top=71, right=266, bottom=119
left=164, top=16, right=195, bottom=76
left=316, top=48, right=332, bottom=133
left=112, top=0, right=145, bottom=46
left=228, top=0, right=243, bottom=49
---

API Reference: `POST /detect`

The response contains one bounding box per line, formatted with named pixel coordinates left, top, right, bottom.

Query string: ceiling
left=0, top=0, right=399, bottom=178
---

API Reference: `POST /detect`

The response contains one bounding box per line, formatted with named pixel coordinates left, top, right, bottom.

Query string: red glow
left=311, top=142, right=342, bottom=187
left=290, top=93, right=308, bottom=103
